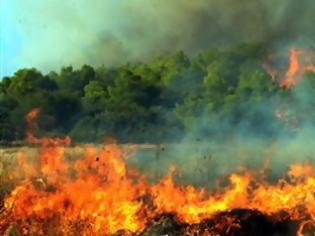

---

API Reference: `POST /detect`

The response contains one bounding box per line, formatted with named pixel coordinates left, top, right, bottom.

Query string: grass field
left=0, top=141, right=278, bottom=204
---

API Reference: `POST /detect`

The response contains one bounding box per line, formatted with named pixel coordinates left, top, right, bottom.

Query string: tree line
left=1, top=43, right=312, bottom=144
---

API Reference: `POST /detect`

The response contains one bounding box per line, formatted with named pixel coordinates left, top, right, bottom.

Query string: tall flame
left=25, top=108, right=40, bottom=144
left=264, top=47, right=315, bottom=88
left=1, top=110, right=315, bottom=235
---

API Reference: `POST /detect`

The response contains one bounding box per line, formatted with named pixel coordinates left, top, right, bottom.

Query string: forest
left=1, top=43, right=313, bottom=143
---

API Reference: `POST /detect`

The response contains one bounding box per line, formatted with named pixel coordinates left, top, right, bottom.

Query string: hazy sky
left=1, top=0, right=314, bottom=78
left=0, top=0, right=123, bottom=78
left=1, top=0, right=22, bottom=77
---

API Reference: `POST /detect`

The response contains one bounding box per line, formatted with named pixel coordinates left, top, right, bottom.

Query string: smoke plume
left=10, top=0, right=315, bottom=72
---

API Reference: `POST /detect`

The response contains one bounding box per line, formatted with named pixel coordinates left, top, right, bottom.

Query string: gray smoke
left=9, top=0, right=315, bottom=185
left=11, top=0, right=315, bottom=72
left=128, top=78, right=315, bottom=187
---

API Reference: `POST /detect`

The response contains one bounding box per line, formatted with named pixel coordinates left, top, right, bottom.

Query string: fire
left=263, top=48, right=315, bottom=131
left=2, top=140, right=146, bottom=235
left=25, top=108, right=40, bottom=144
left=1, top=109, right=315, bottom=235
left=281, top=48, right=315, bottom=88
left=263, top=47, right=315, bottom=88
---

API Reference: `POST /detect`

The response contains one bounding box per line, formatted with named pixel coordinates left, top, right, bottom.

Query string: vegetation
left=0, top=43, right=308, bottom=143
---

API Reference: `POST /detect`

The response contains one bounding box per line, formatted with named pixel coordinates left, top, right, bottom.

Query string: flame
left=26, top=108, right=40, bottom=144
left=1, top=109, right=315, bottom=235
left=263, top=47, right=315, bottom=88
left=263, top=48, right=315, bottom=131
left=2, top=141, right=147, bottom=235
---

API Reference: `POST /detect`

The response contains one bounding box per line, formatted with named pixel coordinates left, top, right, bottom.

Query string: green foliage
left=82, top=81, right=107, bottom=114
left=0, top=43, right=301, bottom=143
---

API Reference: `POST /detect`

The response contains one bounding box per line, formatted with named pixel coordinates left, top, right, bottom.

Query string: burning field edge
left=0, top=110, right=315, bottom=235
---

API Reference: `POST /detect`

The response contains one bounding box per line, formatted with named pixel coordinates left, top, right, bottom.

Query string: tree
left=82, top=81, right=107, bottom=114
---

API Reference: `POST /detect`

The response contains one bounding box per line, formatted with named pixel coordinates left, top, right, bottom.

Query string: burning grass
left=2, top=92, right=315, bottom=236
left=1, top=139, right=315, bottom=235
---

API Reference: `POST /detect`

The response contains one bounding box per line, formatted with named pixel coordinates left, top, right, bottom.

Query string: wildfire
left=263, top=47, right=315, bottom=88
left=1, top=109, right=315, bottom=235
left=25, top=108, right=40, bottom=144
left=263, top=47, right=315, bottom=132
left=281, top=48, right=315, bottom=88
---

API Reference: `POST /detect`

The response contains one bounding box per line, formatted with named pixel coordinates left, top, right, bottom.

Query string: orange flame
left=263, top=47, right=315, bottom=88
left=26, top=108, right=40, bottom=144
left=2, top=144, right=315, bottom=235
left=1, top=109, right=315, bottom=235
left=263, top=48, right=315, bottom=131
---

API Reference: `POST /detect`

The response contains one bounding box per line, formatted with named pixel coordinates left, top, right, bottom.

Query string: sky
left=0, top=0, right=136, bottom=78
left=1, top=0, right=315, bottom=79
left=0, top=0, right=22, bottom=78
left=0, top=0, right=123, bottom=78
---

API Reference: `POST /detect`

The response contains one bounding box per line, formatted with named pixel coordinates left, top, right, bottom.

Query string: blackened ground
left=135, top=209, right=308, bottom=236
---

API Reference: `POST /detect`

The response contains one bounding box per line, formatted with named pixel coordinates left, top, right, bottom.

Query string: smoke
left=6, top=0, right=315, bottom=186
left=9, top=0, right=315, bottom=73
left=128, top=74, right=315, bottom=188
